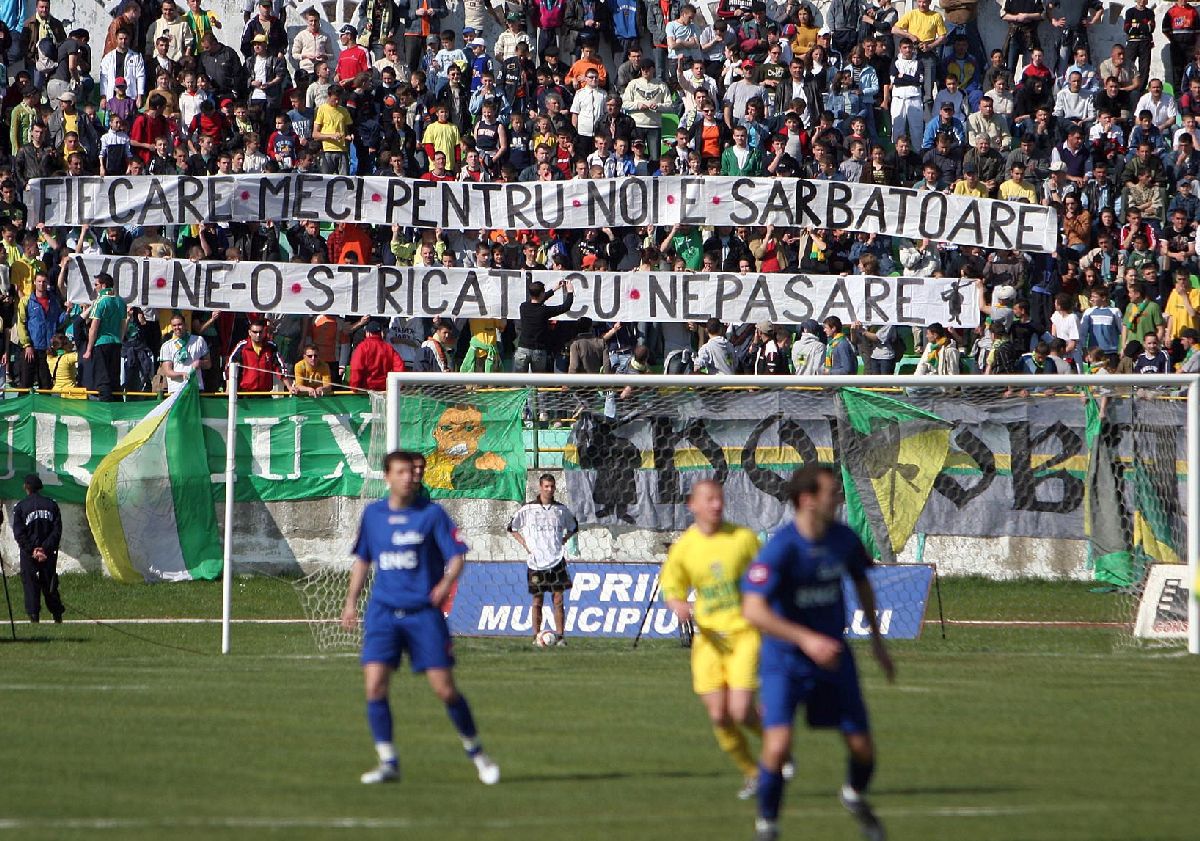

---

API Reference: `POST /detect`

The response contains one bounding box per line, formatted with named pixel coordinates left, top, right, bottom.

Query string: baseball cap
left=506, top=10, right=524, bottom=20
left=364, top=321, right=382, bottom=333
left=470, top=38, right=486, bottom=47
left=462, top=26, right=477, bottom=35
left=962, top=162, right=977, bottom=174
left=639, top=57, right=655, bottom=70
left=756, top=320, right=774, bottom=334
left=58, top=90, right=75, bottom=102
left=800, top=319, right=822, bottom=335
left=426, top=34, right=439, bottom=44
left=995, top=284, right=1017, bottom=302
left=940, top=101, right=954, bottom=112
left=1049, top=160, right=1066, bottom=172
left=339, top=23, right=357, bottom=35
left=220, top=97, right=235, bottom=107
left=741, top=58, right=755, bottom=69
left=252, top=33, right=268, bottom=43
left=114, top=76, right=127, bottom=87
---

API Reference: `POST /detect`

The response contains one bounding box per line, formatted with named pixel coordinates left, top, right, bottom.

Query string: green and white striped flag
left=86, top=377, right=223, bottom=582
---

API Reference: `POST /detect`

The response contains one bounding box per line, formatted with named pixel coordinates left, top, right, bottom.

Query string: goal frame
left=386, top=371, right=1200, bottom=655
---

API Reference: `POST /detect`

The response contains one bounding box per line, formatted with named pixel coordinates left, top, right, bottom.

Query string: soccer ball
left=535, top=629, right=558, bottom=648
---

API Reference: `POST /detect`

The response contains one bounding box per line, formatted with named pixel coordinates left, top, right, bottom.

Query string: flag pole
left=222, top=364, right=239, bottom=655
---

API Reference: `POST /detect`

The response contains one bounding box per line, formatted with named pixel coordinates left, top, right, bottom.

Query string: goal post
left=376, top=372, right=1199, bottom=654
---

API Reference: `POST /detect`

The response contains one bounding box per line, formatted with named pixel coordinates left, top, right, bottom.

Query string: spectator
left=823, top=316, right=858, bottom=374
left=15, top=271, right=65, bottom=391
left=227, top=321, right=291, bottom=394
left=293, top=343, right=334, bottom=396
left=419, top=320, right=456, bottom=372
left=1133, top=331, right=1171, bottom=372
left=83, top=273, right=127, bottom=402
left=515, top=279, right=574, bottom=373
left=791, top=319, right=827, bottom=375
left=349, top=321, right=406, bottom=389
left=159, top=313, right=210, bottom=394
left=695, top=318, right=737, bottom=374
left=915, top=322, right=961, bottom=375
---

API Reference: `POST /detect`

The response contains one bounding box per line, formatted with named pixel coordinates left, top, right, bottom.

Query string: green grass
left=1, top=578, right=1196, bottom=841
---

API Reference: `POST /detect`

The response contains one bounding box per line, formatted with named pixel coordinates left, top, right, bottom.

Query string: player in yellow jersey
left=661, top=479, right=766, bottom=800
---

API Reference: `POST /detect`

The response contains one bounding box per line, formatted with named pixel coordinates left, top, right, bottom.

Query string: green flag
left=399, top=388, right=528, bottom=502
left=837, top=389, right=952, bottom=562
left=1083, top=396, right=1134, bottom=587
left=85, top=377, right=222, bottom=583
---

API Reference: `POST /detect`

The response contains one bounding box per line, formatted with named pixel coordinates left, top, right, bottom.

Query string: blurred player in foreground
left=742, top=466, right=895, bottom=841
left=341, top=450, right=500, bottom=786
left=660, top=479, right=767, bottom=800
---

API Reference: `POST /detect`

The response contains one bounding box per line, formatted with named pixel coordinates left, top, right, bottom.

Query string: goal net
left=295, top=373, right=1198, bottom=653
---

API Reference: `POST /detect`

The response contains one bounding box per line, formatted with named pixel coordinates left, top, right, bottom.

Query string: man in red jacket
left=349, top=321, right=406, bottom=390
left=227, top=323, right=293, bottom=394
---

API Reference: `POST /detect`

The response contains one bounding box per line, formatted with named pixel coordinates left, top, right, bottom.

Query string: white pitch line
left=0, top=803, right=1094, bottom=832
left=0, top=684, right=151, bottom=691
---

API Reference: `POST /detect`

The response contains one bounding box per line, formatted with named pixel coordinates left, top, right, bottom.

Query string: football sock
left=756, top=764, right=785, bottom=821
left=713, top=723, right=757, bottom=776
left=744, top=717, right=763, bottom=739
left=446, top=694, right=480, bottom=754
left=847, top=757, right=875, bottom=795
left=366, top=699, right=394, bottom=762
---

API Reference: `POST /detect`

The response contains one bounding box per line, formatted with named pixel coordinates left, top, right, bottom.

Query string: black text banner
left=64, top=255, right=981, bottom=327
left=32, top=175, right=1058, bottom=252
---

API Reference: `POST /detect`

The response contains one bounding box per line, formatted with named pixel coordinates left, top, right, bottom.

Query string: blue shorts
left=759, top=649, right=870, bottom=734
left=361, top=602, right=455, bottom=673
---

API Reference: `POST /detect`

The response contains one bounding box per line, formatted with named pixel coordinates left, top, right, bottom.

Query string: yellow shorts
left=691, top=627, right=760, bottom=695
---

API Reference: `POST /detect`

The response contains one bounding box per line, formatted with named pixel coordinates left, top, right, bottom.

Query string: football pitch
left=2, top=576, right=1196, bottom=841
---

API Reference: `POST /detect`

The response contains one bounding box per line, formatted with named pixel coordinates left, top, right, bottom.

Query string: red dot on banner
left=155, top=277, right=166, bottom=288
left=666, top=195, right=676, bottom=204
left=629, top=289, right=641, bottom=300
left=240, top=191, right=250, bottom=201
left=572, top=199, right=582, bottom=207
left=291, top=283, right=302, bottom=294
left=371, top=193, right=382, bottom=202
left=711, top=196, right=721, bottom=205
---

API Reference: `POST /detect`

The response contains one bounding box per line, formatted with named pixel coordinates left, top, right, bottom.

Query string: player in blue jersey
left=341, top=450, right=501, bottom=786
left=741, top=465, right=895, bottom=841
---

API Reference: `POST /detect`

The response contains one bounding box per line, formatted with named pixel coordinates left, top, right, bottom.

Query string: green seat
left=660, top=112, right=680, bottom=155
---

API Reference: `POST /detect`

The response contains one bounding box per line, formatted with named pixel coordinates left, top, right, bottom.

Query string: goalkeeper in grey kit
left=507, top=474, right=578, bottom=646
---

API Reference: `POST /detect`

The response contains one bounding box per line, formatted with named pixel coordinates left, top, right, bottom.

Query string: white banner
left=64, top=255, right=981, bottom=327
left=32, top=175, right=1058, bottom=252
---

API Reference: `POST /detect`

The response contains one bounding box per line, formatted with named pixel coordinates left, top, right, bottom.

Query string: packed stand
left=3, top=0, right=1200, bottom=399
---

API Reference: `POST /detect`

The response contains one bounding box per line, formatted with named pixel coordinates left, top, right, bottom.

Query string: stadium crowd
left=4, top=0, right=1200, bottom=398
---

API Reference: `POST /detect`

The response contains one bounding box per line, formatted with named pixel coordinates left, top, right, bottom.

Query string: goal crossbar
left=386, top=372, right=1200, bottom=655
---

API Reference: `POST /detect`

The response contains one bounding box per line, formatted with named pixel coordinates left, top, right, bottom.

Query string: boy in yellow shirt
left=661, top=479, right=766, bottom=800
left=312, top=85, right=353, bottom=175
